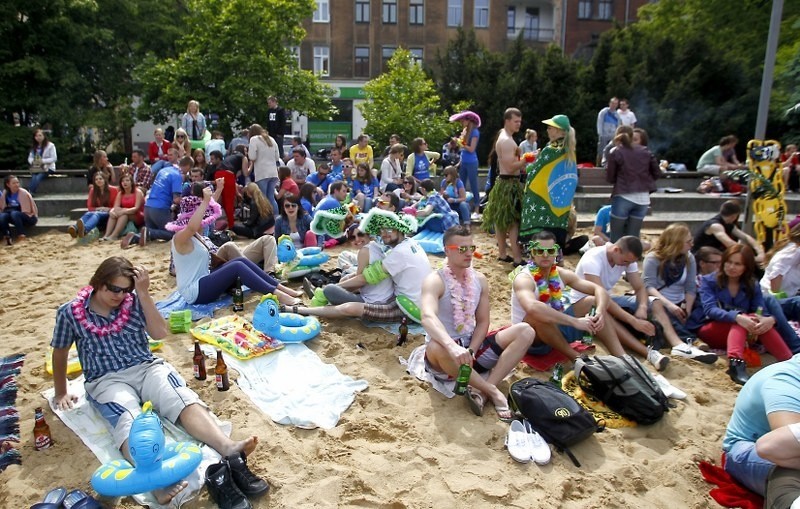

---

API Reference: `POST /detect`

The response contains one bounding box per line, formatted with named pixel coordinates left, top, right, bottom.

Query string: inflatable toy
left=189, top=130, right=211, bottom=150
left=252, top=294, right=321, bottom=343
left=276, top=234, right=330, bottom=279
left=46, top=338, right=163, bottom=376
left=91, top=402, right=203, bottom=497
left=412, top=229, right=444, bottom=255
left=310, top=204, right=353, bottom=239
left=191, top=315, right=284, bottom=360
left=745, top=139, right=788, bottom=248
left=396, top=295, right=422, bottom=324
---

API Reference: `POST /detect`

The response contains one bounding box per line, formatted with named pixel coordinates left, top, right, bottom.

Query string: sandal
left=495, top=404, right=515, bottom=423
left=465, top=387, right=485, bottom=417
left=30, top=487, right=67, bottom=509
left=497, top=255, right=514, bottom=263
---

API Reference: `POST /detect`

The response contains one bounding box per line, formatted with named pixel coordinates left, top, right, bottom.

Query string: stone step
left=576, top=211, right=714, bottom=230
left=572, top=192, right=800, bottom=216
left=32, top=193, right=87, bottom=217
left=18, top=175, right=89, bottom=194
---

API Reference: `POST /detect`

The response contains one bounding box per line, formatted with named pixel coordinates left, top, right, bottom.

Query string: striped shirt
left=51, top=292, right=154, bottom=382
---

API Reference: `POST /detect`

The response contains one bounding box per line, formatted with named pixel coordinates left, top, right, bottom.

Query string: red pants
left=214, top=170, right=237, bottom=228
left=697, top=321, right=792, bottom=361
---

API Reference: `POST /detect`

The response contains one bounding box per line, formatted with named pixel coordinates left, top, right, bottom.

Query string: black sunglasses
left=106, top=283, right=133, bottom=294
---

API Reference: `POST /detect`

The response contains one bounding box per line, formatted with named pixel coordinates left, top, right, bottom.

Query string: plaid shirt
left=51, top=292, right=154, bottom=382
left=129, top=163, right=154, bottom=191
left=424, top=193, right=460, bottom=230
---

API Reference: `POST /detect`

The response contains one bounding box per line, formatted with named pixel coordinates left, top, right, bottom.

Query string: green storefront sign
left=337, top=87, right=366, bottom=99
left=308, top=121, right=351, bottom=151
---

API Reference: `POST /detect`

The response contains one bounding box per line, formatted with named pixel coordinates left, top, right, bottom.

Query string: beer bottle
left=582, top=306, right=596, bottom=346
left=215, top=349, right=230, bottom=391
left=33, top=407, right=53, bottom=450
left=232, top=276, right=244, bottom=313
left=396, top=316, right=409, bottom=346
left=454, top=349, right=473, bottom=396
left=550, top=363, right=564, bottom=388
left=193, top=340, right=207, bottom=381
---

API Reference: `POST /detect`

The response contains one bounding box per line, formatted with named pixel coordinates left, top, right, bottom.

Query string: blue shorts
left=612, top=295, right=657, bottom=313
left=527, top=306, right=583, bottom=355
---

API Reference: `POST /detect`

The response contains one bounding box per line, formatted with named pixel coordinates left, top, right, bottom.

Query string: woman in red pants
left=686, top=244, right=792, bottom=385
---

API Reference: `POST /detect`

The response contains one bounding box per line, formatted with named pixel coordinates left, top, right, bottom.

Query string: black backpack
left=508, top=378, right=601, bottom=467
left=574, top=355, right=670, bottom=425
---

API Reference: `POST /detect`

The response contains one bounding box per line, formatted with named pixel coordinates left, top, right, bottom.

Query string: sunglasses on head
left=446, top=244, right=477, bottom=254
left=106, top=283, right=133, bottom=294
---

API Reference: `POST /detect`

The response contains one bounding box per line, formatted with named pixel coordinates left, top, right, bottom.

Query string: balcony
left=506, top=1, right=557, bottom=43
left=507, top=27, right=555, bottom=43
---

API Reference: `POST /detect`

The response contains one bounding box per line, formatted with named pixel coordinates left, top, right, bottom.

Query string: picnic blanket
left=217, top=343, right=368, bottom=429
left=0, top=354, right=24, bottom=472
left=156, top=289, right=249, bottom=321
left=42, top=380, right=230, bottom=508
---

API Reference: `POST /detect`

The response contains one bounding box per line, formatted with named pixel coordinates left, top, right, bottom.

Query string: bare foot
left=153, top=481, right=188, bottom=505
left=221, top=436, right=259, bottom=458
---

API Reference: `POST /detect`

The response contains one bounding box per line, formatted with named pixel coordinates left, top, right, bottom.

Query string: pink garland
left=71, top=286, right=133, bottom=336
left=442, top=265, right=477, bottom=334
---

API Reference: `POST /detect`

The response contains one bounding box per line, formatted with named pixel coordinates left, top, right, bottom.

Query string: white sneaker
left=671, top=343, right=718, bottom=364
left=505, top=420, right=531, bottom=463
left=524, top=419, right=551, bottom=465
left=470, top=212, right=482, bottom=222
left=653, top=374, right=687, bottom=400
left=647, top=347, right=670, bottom=371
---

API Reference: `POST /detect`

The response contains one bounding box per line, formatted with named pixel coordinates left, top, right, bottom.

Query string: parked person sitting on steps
left=69, top=172, right=118, bottom=240
left=27, top=128, right=57, bottom=196
left=101, top=173, right=144, bottom=242
left=696, top=135, right=745, bottom=175
left=0, top=175, right=38, bottom=244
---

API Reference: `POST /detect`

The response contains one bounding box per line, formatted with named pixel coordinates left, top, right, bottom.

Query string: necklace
left=529, top=263, right=564, bottom=312
left=442, top=265, right=477, bottom=334
left=71, top=286, right=133, bottom=336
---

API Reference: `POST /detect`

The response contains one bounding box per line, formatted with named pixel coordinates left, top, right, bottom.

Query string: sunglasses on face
left=106, top=283, right=133, bottom=294
left=446, top=244, right=477, bottom=254
left=530, top=244, right=560, bottom=256
left=284, top=203, right=298, bottom=209
left=176, top=135, right=186, bottom=139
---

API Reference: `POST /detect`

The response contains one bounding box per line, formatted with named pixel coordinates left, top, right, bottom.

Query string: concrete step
left=576, top=211, right=713, bottom=230
left=32, top=193, right=87, bottom=217
left=572, top=192, right=800, bottom=216
left=19, top=175, right=89, bottom=194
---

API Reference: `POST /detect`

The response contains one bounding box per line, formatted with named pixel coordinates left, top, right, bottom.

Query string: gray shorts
left=85, top=358, right=204, bottom=449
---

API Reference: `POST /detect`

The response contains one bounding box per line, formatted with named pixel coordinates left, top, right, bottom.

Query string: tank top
left=172, top=236, right=210, bottom=304
left=693, top=214, right=735, bottom=253
left=424, top=268, right=482, bottom=344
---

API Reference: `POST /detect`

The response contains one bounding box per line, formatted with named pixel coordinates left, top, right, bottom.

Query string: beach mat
left=698, top=459, right=763, bottom=509
left=42, top=380, right=230, bottom=508
left=219, top=343, right=368, bottom=429
left=561, top=370, right=636, bottom=429
left=522, top=341, right=595, bottom=372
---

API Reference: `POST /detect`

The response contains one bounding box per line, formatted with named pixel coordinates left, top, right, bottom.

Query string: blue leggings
left=459, top=160, right=480, bottom=211
left=195, top=258, right=280, bottom=304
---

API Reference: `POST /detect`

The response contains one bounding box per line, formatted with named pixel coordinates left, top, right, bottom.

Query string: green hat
left=359, top=208, right=418, bottom=236
left=310, top=205, right=349, bottom=238
left=542, top=114, right=571, bottom=131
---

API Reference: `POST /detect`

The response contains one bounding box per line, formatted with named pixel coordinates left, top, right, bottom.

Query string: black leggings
left=195, top=258, right=279, bottom=304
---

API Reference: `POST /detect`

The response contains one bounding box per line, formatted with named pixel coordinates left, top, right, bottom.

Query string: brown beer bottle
left=396, top=316, right=409, bottom=346
left=193, top=340, right=207, bottom=381
left=215, top=349, right=230, bottom=391
left=33, top=407, right=53, bottom=450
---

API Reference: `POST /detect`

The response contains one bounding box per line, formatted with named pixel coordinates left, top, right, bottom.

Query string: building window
left=598, top=0, right=613, bottom=20
left=382, top=0, right=397, bottom=24
left=578, top=0, right=593, bottom=19
left=288, top=46, right=300, bottom=68
left=447, top=0, right=462, bottom=27
left=507, top=7, right=516, bottom=37
left=409, top=0, right=424, bottom=25
left=474, top=0, right=489, bottom=28
left=313, top=46, right=330, bottom=76
left=355, top=0, right=370, bottom=23
left=381, top=46, right=396, bottom=71
left=354, top=47, right=370, bottom=77
left=409, top=48, right=424, bottom=65
left=313, top=0, right=330, bottom=23
left=524, top=8, right=540, bottom=40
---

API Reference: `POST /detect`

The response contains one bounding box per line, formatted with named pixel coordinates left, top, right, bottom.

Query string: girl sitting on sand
left=101, top=173, right=144, bottom=241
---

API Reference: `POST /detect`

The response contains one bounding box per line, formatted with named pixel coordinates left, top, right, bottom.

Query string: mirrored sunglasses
left=446, top=244, right=477, bottom=254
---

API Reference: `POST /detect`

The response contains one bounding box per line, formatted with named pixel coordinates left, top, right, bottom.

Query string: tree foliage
left=135, top=0, right=336, bottom=133
left=359, top=49, right=458, bottom=151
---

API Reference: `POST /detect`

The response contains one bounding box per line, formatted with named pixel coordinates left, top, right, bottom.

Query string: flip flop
left=62, top=489, right=102, bottom=509
left=30, top=486, right=67, bottom=509
left=466, top=387, right=485, bottom=417
left=495, top=404, right=515, bottom=423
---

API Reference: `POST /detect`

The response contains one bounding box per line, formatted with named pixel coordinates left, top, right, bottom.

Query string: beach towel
left=217, top=343, right=368, bottom=429
left=698, top=459, right=763, bottom=509
left=400, top=344, right=493, bottom=398
left=561, top=370, right=637, bottom=429
left=156, top=289, right=249, bottom=321
left=522, top=341, right=595, bottom=372
left=0, top=354, right=24, bottom=472
left=362, top=319, right=425, bottom=337
left=41, top=380, right=230, bottom=508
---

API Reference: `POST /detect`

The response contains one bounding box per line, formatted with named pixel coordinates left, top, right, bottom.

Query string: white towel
left=400, top=344, right=456, bottom=398
left=42, top=380, right=231, bottom=508
left=222, top=343, right=368, bottom=429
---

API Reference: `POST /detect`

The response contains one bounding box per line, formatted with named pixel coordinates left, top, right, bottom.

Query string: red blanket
left=521, top=341, right=595, bottom=372
left=698, top=459, right=763, bottom=509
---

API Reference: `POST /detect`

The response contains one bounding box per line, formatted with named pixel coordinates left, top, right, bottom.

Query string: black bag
left=508, top=378, right=600, bottom=467
left=306, top=268, right=343, bottom=287
left=207, top=229, right=234, bottom=247
left=574, top=355, right=670, bottom=425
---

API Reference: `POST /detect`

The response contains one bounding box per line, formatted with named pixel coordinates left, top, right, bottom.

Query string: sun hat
left=449, top=110, right=482, bottom=128
left=165, top=195, right=222, bottom=232
left=310, top=204, right=350, bottom=239
left=359, top=208, right=418, bottom=236
left=542, top=114, right=571, bottom=131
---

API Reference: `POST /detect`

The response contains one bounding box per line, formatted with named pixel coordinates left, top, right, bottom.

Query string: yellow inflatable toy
left=746, top=139, right=789, bottom=249
left=190, top=314, right=284, bottom=360
left=46, top=338, right=163, bottom=376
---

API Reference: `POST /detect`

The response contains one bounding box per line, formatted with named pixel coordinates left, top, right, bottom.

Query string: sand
left=0, top=229, right=741, bottom=508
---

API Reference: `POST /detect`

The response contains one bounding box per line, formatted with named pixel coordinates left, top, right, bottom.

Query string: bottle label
left=35, top=434, right=52, bottom=450
left=193, top=364, right=200, bottom=379
left=216, top=374, right=223, bottom=388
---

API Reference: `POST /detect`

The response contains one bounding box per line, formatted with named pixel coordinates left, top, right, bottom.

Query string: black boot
left=727, top=357, right=750, bottom=385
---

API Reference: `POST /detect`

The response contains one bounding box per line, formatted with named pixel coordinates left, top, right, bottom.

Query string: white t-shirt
left=382, top=238, right=432, bottom=305
left=570, top=244, right=638, bottom=303
left=360, top=242, right=395, bottom=304
left=617, top=109, right=637, bottom=126
left=287, top=158, right=316, bottom=181
left=760, top=243, right=800, bottom=297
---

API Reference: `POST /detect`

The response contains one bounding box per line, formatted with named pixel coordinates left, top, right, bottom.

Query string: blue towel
left=155, top=289, right=250, bottom=321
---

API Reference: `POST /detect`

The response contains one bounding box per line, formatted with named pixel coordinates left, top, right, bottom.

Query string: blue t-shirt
left=329, top=162, right=344, bottom=181
left=723, top=354, right=800, bottom=451
left=441, top=179, right=465, bottom=199
left=307, top=172, right=334, bottom=194
left=594, top=205, right=611, bottom=235
left=145, top=167, right=183, bottom=210
left=5, top=192, right=21, bottom=210
left=300, top=197, right=314, bottom=215
left=352, top=178, right=379, bottom=199
left=460, top=128, right=480, bottom=164
left=412, top=154, right=431, bottom=180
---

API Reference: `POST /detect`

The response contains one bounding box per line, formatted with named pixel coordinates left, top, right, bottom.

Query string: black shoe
left=727, top=357, right=750, bottom=386
left=302, top=277, right=316, bottom=299
left=647, top=321, right=667, bottom=351
left=205, top=461, right=252, bottom=509
left=227, top=452, right=270, bottom=498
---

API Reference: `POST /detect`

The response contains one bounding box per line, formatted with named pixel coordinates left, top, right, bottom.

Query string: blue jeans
left=450, top=201, right=471, bottom=224
left=459, top=160, right=480, bottom=211
left=610, top=195, right=649, bottom=241
left=764, top=294, right=800, bottom=353
left=724, top=441, right=774, bottom=496
left=144, top=206, right=175, bottom=241
left=257, top=177, right=280, bottom=215
left=0, top=210, right=37, bottom=236
left=80, top=211, right=109, bottom=232
left=28, top=171, right=53, bottom=195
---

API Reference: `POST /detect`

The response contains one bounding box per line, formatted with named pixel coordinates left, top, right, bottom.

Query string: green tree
left=359, top=49, right=456, bottom=151
left=135, top=0, right=335, bottom=133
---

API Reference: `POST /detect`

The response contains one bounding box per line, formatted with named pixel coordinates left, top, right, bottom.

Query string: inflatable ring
left=396, top=295, right=421, bottom=324
left=91, top=402, right=203, bottom=497
left=252, top=294, right=321, bottom=343
left=276, top=235, right=330, bottom=280
left=189, top=130, right=212, bottom=150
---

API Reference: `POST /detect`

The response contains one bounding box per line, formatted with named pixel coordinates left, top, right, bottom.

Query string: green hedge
left=0, top=125, right=94, bottom=171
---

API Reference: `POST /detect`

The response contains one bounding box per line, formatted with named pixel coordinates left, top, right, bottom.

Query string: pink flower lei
left=71, top=286, right=133, bottom=336
left=442, top=265, right=477, bottom=334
